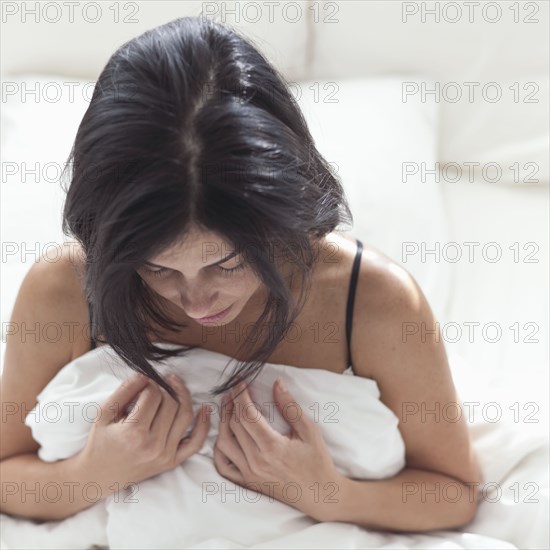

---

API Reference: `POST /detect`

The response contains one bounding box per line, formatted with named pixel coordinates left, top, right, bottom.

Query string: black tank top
left=89, top=238, right=365, bottom=373
left=89, top=302, right=96, bottom=350
left=346, top=238, right=363, bottom=373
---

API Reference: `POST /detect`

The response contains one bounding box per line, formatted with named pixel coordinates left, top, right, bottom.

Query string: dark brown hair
left=61, top=15, right=353, bottom=402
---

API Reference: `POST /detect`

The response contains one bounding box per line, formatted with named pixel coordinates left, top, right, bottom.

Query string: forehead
left=151, top=228, right=233, bottom=262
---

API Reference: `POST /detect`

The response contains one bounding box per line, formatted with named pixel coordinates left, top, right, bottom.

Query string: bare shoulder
left=33, top=241, right=92, bottom=355
left=350, top=240, right=435, bottom=375
left=328, top=232, right=426, bottom=339
left=356, top=242, right=424, bottom=318
left=348, top=239, right=483, bottom=489
left=0, top=241, right=92, bottom=461
left=38, top=241, right=88, bottom=293
left=4, top=240, right=92, bottom=366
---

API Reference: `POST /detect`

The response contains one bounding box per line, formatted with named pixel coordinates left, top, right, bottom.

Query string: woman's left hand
left=213, top=377, right=345, bottom=521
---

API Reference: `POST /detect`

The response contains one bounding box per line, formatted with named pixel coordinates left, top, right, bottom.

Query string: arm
left=0, top=451, right=116, bottom=521
left=325, top=467, right=480, bottom=531
left=323, top=252, right=483, bottom=530
left=0, top=247, right=115, bottom=521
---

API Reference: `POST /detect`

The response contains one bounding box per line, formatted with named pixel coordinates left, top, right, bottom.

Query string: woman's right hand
left=72, top=372, right=212, bottom=494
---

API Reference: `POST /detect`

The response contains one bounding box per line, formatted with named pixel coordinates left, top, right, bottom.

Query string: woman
left=0, top=15, right=482, bottom=532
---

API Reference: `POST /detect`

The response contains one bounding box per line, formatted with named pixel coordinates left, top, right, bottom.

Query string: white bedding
left=1, top=344, right=547, bottom=549
left=1, top=72, right=548, bottom=550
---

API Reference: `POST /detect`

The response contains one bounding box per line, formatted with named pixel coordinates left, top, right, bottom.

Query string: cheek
left=218, top=271, right=262, bottom=301
left=242, top=270, right=263, bottom=291
left=224, top=274, right=258, bottom=297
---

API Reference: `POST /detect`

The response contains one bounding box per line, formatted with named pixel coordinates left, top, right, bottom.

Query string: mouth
left=194, top=304, right=233, bottom=323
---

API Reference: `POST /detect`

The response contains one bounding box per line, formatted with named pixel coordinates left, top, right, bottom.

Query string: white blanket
left=1, top=344, right=547, bottom=549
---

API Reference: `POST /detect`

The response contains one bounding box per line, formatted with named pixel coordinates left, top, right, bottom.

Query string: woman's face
left=136, top=227, right=265, bottom=326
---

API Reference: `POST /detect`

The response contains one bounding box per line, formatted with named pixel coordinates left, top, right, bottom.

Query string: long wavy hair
left=61, top=15, right=353, bottom=402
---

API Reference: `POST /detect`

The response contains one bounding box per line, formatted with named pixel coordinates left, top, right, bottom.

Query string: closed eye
left=148, top=266, right=170, bottom=279
left=145, top=262, right=245, bottom=279
left=216, top=263, right=246, bottom=276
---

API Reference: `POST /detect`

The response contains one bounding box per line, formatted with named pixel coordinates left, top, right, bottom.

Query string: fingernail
left=277, top=377, right=288, bottom=392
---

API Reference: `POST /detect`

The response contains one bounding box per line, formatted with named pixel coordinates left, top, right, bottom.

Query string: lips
left=197, top=304, right=232, bottom=321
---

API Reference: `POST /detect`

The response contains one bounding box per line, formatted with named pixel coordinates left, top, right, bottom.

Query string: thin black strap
left=89, top=302, right=97, bottom=350
left=345, top=238, right=363, bottom=371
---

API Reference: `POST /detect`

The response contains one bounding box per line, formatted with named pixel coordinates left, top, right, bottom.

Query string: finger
left=98, top=372, right=150, bottom=426
left=166, top=373, right=192, bottom=402
left=231, top=383, right=274, bottom=449
left=230, top=410, right=260, bottom=456
left=149, top=383, right=180, bottom=440
left=213, top=439, right=243, bottom=481
left=273, top=378, right=316, bottom=441
left=125, top=380, right=164, bottom=430
left=165, top=375, right=195, bottom=451
left=174, top=403, right=212, bottom=464
left=217, top=395, right=248, bottom=472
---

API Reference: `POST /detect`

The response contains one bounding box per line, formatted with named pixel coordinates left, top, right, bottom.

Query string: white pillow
left=295, top=77, right=451, bottom=323
left=306, top=1, right=550, bottom=185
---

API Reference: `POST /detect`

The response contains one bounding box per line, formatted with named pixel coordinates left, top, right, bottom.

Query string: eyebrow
left=144, top=250, right=238, bottom=269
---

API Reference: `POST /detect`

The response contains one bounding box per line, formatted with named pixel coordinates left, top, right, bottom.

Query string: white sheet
left=1, top=344, right=547, bottom=549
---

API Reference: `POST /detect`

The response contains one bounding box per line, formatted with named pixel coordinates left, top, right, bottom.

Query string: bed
left=1, top=2, right=548, bottom=548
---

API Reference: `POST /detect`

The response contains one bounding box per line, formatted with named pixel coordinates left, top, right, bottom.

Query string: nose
left=179, top=287, right=219, bottom=319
